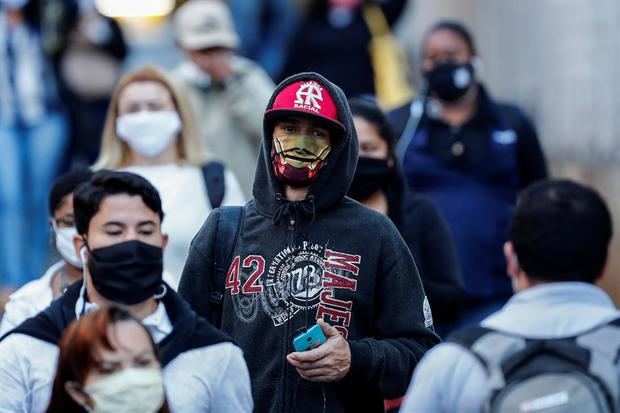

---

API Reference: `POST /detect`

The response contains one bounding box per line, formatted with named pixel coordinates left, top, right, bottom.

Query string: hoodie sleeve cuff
left=347, top=339, right=375, bottom=380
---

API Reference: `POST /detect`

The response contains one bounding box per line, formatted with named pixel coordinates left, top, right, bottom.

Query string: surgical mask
left=272, top=134, right=331, bottom=186
left=87, top=240, right=163, bottom=305
left=424, top=61, right=475, bottom=102
left=52, top=223, right=82, bottom=269
left=348, top=157, right=391, bottom=201
left=116, top=111, right=181, bottom=158
left=82, top=368, right=164, bottom=413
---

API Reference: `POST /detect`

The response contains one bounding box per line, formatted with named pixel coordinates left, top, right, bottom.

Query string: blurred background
left=1, top=0, right=619, bottom=303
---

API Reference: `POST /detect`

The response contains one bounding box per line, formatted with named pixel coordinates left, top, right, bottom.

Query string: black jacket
left=0, top=282, right=231, bottom=367
left=389, top=86, right=548, bottom=189
left=280, top=0, right=407, bottom=97
left=379, top=167, right=463, bottom=326
left=397, top=192, right=463, bottom=326
left=179, top=72, right=440, bottom=413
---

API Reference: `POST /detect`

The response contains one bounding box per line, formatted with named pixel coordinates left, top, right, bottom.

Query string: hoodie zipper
left=282, top=213, right=296, bottom=413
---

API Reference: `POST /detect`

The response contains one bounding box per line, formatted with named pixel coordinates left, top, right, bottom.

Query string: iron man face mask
left=272, top=135, right=331, bottom=186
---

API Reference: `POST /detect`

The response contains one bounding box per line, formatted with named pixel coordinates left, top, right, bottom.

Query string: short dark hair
left=348, top=96, right=396, bottom=158
left=510, top=179, right=613, bottom=283
left=74, top=170, right=164, bottom=236
left=48, top=169, right=94, bottom=216
left=424, top=20, right=477, bottom=56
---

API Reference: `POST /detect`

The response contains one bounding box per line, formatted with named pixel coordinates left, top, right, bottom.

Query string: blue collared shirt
left=401, top=282, right=620, bottom=413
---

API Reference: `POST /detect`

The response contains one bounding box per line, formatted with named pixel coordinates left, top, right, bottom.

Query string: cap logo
left=294, top=81, right=323, bottom=113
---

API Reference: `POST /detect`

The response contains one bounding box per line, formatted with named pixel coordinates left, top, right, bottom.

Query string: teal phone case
left=293, top=324, right=327, bottom=352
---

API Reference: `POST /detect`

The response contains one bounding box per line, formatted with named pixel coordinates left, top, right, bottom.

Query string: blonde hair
left=94, top=65, right=204, bottom=169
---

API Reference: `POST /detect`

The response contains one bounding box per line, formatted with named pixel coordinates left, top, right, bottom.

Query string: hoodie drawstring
left=272, top=194, right=316, bottom=227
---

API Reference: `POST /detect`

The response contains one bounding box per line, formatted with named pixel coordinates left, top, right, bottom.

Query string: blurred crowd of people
left=1, top=0, right=618, bottom=412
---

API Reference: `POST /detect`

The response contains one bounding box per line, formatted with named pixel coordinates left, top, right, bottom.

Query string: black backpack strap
left=201, top=161, right=226, bottom=208
left=209, top=206, right=244, bottom=328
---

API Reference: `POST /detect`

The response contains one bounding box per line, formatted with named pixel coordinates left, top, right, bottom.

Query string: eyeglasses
left=54, top=215, right=76, bottom=229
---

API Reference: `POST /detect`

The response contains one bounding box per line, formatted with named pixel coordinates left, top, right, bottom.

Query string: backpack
left=201, top=161, right=226, bottom=208
left=449, top=320, right=620, bottom=413
left=207, top=206, right=244, bottom=328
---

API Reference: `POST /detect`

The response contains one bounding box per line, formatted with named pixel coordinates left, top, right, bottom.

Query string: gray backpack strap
left=469, top=332, right=527, bottom=394
left=576, top=321, right=620, bottom=412
left=449, top=327, right=527, bottom=394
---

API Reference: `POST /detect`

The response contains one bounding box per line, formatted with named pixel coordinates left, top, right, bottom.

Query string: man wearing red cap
left=179, top=72, right=439, bottom=413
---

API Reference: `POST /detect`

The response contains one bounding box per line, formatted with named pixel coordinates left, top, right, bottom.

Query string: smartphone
left=293, top=324, right=327, bottom=352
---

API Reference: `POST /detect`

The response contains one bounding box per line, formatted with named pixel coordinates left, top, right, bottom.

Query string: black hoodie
left=179, top=72, right=440, bottom=413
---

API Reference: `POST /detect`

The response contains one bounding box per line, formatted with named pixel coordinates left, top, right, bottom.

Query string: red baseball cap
left=265, top=80, right=346, bottom=132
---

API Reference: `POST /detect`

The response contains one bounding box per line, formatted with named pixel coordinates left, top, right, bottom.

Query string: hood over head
left=253, top=72, right=358, bottom=216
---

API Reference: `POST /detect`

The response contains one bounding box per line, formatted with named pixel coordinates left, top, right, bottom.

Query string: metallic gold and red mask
left=272, top=134, right=331, bottom=187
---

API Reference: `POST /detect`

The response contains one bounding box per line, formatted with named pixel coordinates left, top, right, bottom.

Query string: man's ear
left=64, top=381, right=92, bottom=409
left=73, top=234, right=87, bottom=265
left=504, top=241, right=521, bottom=280
left=596, top=245, right=613, bottom=283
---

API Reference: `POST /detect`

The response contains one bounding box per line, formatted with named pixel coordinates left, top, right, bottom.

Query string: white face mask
left=82, top=368, right=165, bottom=413
left=116, top=111, right=181, bottom=158
left=52, top=223, right=83, bottom=269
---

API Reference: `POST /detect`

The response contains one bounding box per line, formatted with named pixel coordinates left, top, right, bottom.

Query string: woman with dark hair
left=392, top=20, right=548, bottom=328
left=348, top=97, right=463, bottom=332
left=46, top=307, right=170, bottom=413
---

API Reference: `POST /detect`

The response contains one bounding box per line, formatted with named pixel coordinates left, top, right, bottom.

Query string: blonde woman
left=94, top=66, right=245, bottom=284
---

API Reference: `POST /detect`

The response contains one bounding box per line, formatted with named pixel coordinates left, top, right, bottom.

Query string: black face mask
left=88, top=240, right=163, bottom=305
left=424, top=61, right=475, bottom=102
left=348, top=157, right=391, bottom=201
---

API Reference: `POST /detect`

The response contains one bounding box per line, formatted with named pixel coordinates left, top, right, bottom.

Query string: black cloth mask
left=348, top=157, right=391, bottom=201
left=88, top=240, right=163, bottom=305
left=424, top=61, right=475, bottom=102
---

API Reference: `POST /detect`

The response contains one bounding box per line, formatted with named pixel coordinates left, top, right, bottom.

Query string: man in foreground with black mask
left=0, top=170, right=253, bottom=413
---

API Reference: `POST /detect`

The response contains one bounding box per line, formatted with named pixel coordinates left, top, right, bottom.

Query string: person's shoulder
left=405, top=193, right=441, bottom=216
left=489, top=97, right=532, bottom=127
left=181, top=341, right=241, bottom=361
left=2, top=269, right=58, bottom=332
left=232, top=56, right=269, bottom=76
left=169, top=341, right=245, bottom=380
left=231, top=56, right=275, bottom=86
left=341, top=197, right=390, bottom=220
left=5, top=281, right=49, bottom=315
left=9, top=264, right=59, bottom=300
left=344, top=197, right=402, bottom=231
left=0, top=332, right=59, bottom=356
left=416, top=340, right=486, bottom=380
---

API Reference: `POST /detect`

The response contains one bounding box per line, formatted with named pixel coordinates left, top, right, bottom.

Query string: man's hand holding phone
left=287, top=319, right=351, bottom=382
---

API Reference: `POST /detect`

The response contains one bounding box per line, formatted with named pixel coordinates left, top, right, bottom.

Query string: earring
left=470, top=56, right=483, bottom=79
left=153, top=284, right=167, bottom=300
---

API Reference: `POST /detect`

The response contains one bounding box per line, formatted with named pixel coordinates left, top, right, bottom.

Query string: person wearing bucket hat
left=172, top=0, right=275, bottom=197
left=179, top=72, right=440, bottom=413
